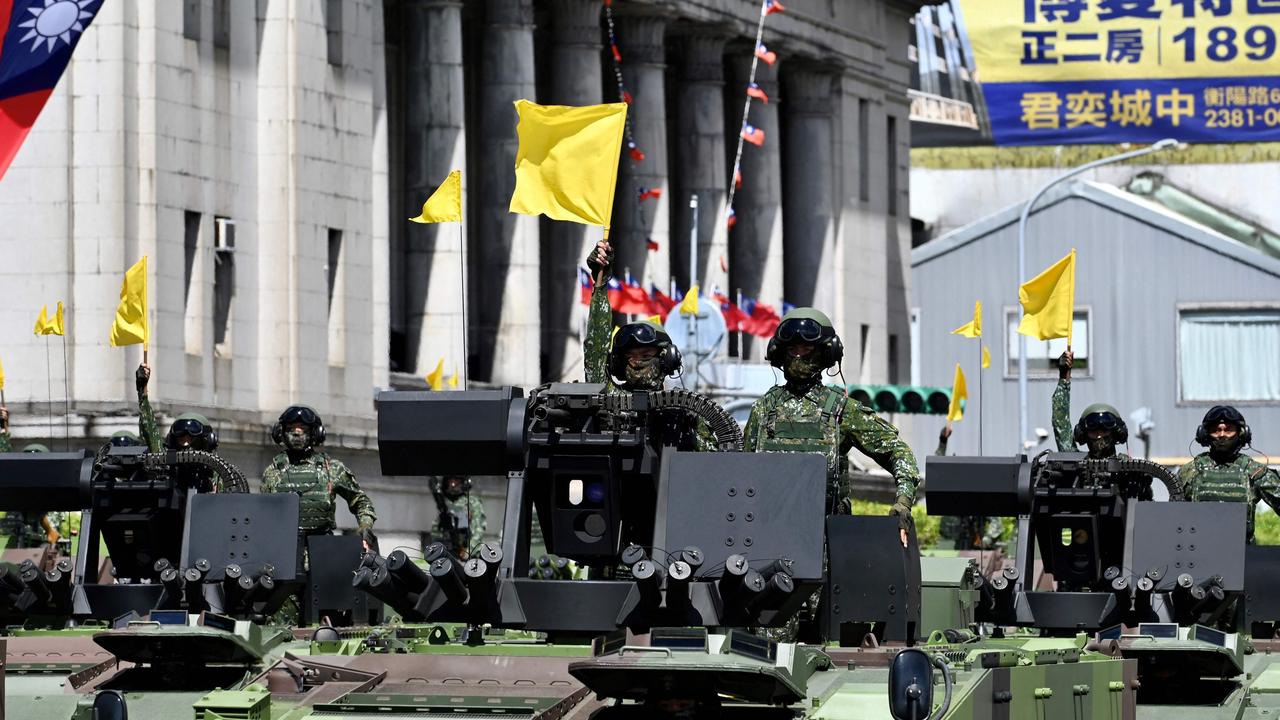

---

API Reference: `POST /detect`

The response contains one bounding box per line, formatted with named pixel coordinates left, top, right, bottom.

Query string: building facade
left=0, top=0, right=927, bottom=545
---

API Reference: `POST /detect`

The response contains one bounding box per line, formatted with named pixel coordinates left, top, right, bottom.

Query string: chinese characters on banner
left=957, top=0, right=1280, bottom=144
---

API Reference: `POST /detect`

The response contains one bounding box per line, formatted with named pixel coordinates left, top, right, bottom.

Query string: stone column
left=726, top=53, right=783, bottom=358
left=611, top=12, right=669, bottom=291
left=781, top=68, right=836, bottom=312
left=671, top=31, right=728, bottom=292
left=476, top=0, right=540, bottom=386
left=542, top=0, right=603, bottom=382
left=404, top=0, right=467, bottom=378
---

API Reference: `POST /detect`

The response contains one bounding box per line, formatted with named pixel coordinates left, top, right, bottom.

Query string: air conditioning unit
left=214, top=217, right=236, bottom=252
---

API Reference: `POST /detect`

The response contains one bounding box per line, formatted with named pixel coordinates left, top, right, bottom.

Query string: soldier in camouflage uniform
left=935, top=425, right=1001, bottom=550
left=1179, top=405, right=1279, bottom=544
left=430, top=475, right=486, bottom=559
left=584, top=239, right=717, bottom=452
left=261, top=405, right=377, bottom=549
left=743, top=307, right=921, bottom=547
left=1051, top=350, right=1129, bottom=459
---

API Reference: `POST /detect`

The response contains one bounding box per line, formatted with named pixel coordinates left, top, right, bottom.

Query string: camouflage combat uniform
left=0, top=428, right=11, bottom=452
left=584, top=279, right=718, bottom=452
left=261, top=451, right=376, bottom=535
left=432, top=492, right=487, bottom=556
left=139, top=392, right=162, bottom=453
left=1179, top=453, right=1280, bottom=544
left=1051, top=377, right=1074, bottom=452
left=743, top=383, right=920, bottom=513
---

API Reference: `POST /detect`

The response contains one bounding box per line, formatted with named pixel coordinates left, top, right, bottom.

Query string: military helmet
left=1072, top=402, right=1128, bottom=445
left=21, top=443, right=49, bottom=453
left=608, top=319, right=682, bottom=382
left=1197, top=405, right=1251, bottom=447
left=765, top=307, right=844, bottom=370
left=272, top=405, right=326, bottom=446
left=109, top=430, right=142, bottom=447
left=164, top=412, right=218, bottom=451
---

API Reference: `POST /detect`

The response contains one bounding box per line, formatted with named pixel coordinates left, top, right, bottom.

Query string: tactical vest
left=269, top=454, right=337, bottom=534
left=1189, top=456, right=1255, bottom=504
left=754, top=386, right=848, bottom=498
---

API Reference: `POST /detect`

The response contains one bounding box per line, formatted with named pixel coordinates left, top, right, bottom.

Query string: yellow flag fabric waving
left=426, top=358, right=445, bottom=391
left=509, top=101, right=628, bottom=228
left=110, top=257, right=149, bottom=347
left=1018, top=250, right=1076, bottom=342
left=448, top=369, right=459, bottom=389
left=679, top=285, right=700, bottom=315
left=982, top=346, right=991, bottom=369
left=0, top=353, right=5, bottom=390
left=34, top=302, right=65, bottom=336
left=410, top=170, right=462, bottom=223
left=947, top=363, right=968, bottom=422
left=951, top=300, right=982, bottom=338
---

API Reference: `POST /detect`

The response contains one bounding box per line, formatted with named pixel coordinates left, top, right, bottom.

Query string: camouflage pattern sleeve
left=260, top=460, right=281, bottom=494
left=330, top=458, right=377, bottom=529
left=0, top=430, right=11, bottom=453
left=468, top=494, right=487, bottom=545
left=839, top=399, right=921, bottom=503
left=694, top=418, right=720, bottom=452
left=741, top=401, right=763, bottom=453
left=1176, top=457, right=1203, bottom=500
left=1252, top=462, right=1280, bottom=516
left=138, top=393, right=162, bottom=452
left=1051, top=377, right=1073, bottom=451
left=933, top=437, right=947, bottom=456
left=584, top=280, right=612, bottom=384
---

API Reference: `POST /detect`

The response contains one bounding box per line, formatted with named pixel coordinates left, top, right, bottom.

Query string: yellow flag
left=981, top=345, right=991, bottom=369
left=646, top=315, right=663, bottom=325
left=947, top=363, right=968, bottom=422
left=410, top=170, right=462, bottom=223
left=1018, top=250, right=1076, bottom=342
left=0, top=353, right=5, bottom=390
left=509, top=101, right=628, bottom=228
left=951, top=300, right=982, bottom=338
left=110, top=257, right=149, bottom=347
left=34, top=302, right=65, bottom=336
left=448, top=369, right=459, bottom=389
left=679, top=285, right=699, bottom=315
left=426, top=358, right=445, bottom=391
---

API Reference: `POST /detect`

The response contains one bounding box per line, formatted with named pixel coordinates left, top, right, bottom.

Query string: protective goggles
left=776, top=317, right=824, bottom=343
left=109, top=435, right=142, bottom=447
left=614, top=323, right=662, bottom=350
left=1203, top=405, right=1244, bottom=428
left=280, top=406, right=320, bottom=426
left=169, top=418, right=209, bottom=439
left=1081, top=413, right=1119, bottom=432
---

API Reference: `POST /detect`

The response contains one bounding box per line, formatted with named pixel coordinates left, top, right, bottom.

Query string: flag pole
left=458, top=219, right=468, bottom=390
left=45, top=337, right=53, bottom=445
left=61, top=336, right=70, bottom=450
left=977, top=341, right=983, bottom=456
left=735, top=288, right=744, bottom=369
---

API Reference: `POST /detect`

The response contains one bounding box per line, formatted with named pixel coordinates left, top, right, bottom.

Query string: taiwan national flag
left=0, top=0, right=102, bottom=181
left=765, top=0, right=786, bottom=15
left=741, top=124, right=765, bottom=147
left=713, top=289, right=748, bottom=332
left=649, top=283, right=675, bottom=319
left=746, top=82, right=769, bottom=104
left=618, top=273, right=652, bottom=315
left=747, top=300, right=782, bottom=337
left=754, top=43, right=777, bottom=66
left=607, top=276, right=623, bottom=311
left=579, top=267, right=593, bottom=305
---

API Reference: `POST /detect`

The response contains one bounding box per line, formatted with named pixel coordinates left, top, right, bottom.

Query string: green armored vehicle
left=3, top=384, right=1277, bottom=718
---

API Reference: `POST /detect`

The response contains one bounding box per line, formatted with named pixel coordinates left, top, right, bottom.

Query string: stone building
left=0, top=0, right=927, bottom=548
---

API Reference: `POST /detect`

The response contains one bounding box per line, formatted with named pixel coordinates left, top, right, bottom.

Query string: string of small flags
left=724, top=0, right=785, bottom=242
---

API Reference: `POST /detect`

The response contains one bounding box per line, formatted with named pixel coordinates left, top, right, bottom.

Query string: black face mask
left=1085, top=433, right=1116, bottom=458
left=782, top=352, right=822, bottom=383
left=1209, top=432, right=1244, bottom=459
left=623, top=357, right=663, bottom=388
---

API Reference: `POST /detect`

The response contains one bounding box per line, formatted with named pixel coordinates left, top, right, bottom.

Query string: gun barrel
left=0, top=451, right=93, bottom=511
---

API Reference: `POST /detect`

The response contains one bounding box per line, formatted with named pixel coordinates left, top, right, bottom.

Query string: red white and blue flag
left=579, top=267, right=593, bottom=305
left=764, top=0, right=786, bottom=16
left=637, top=186, right=662, bottom=202
left=726, top=207, right=737, bottom=229
left=618, top=272, right=651, bottom=315
left=649, top=283, right=675, bottom=319
left=746, top=82, right=769, bottom=104
left=0, top=0, right=101, bottom=180
left=606, top=276, right=623, bottom=311
left=748, top=300, right=782, bottom=337
left=741, top=123, right=765, bottom=146
left=754, top=43, right=776, bottom=66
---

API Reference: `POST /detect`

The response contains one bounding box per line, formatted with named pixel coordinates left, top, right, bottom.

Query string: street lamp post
left=1016, top=138, right=1179, bottom=452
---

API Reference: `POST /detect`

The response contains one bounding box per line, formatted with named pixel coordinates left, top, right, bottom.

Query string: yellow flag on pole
left=110, top=257, right=149, bottom=347
left=679, top=285, right=699, bottom=315
left=410, top=170, right=462, bottom=223
left=448, top=369, right=459, bottom=389
left=426, top=358, right=445, bottom=391
left=0, top=353, right=5, bottom=390
left=981, top=346, right=991, bottom=369
left=509, top=101, right=628, bottom=228
left=947, top=363, right=968, bottom=422
left=34, top=302, right=65, bottom=336
left=1018, top=250, right=1076, bottom=342
left=33, top=305, right=48, bottom=334
left=951, top=300, right=982, bottom=338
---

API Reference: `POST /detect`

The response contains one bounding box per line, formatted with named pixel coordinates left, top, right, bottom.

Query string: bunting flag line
left=602, top=0, right=644, bottom=165
left=754, top=43, right=777, bottom=65
left=109, top=256, right=149, bottom=347
left=646, top=238, right=659, bottom=252
left=726, top=207, right=737, bottom=229
left=741, top=123, right=765, bottom=146
left=637, top=186, right=662, bottom=202
left=765, top=0, right=786, bottom=15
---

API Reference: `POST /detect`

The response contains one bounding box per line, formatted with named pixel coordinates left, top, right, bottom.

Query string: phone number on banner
left=983, top=76, right=1280, bottom=145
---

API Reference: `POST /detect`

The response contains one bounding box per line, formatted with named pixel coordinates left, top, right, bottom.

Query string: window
left=327, top=228, right=346, bottom=366
left=327, top=229, right=342, bottom=312
left=183, top=211, right=200, bottom=310
left=1179, top=308, right=1280, bottom=402
left=858, top=323, right=871, bottom=383
left=324, top=0, right=343, bottom=66
left=858, top=98, right=870, bottom=203
left=213, top=217, right=235, bottom=349
left=1004, top=308, right=1090, bottom=377
left=888, top=333, right=900, bottom=384
left=886, top=115, right=898, bottom=216
left=184, top=0, right=201, bottom=41
left=213, top=0, right=230, bottom=49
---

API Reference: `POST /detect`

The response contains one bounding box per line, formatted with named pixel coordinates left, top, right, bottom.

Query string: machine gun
left=0, top=447, right=299, bottom=624
left=369, top=384, right=896, bottom=636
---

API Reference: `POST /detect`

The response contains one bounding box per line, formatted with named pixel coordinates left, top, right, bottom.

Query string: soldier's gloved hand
left=358, top=524, right=379, bottom=554
left=136, top=363, right=151, bottom=395
left=939, top=426, right=952, bottom=442
left=0, top=406, right=8, bottom=431
left=889, top=495, right=914, bottom=548
left=586, top=239, right=613, bottom=284
left=1057, top=350, right=1073, bottom=380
